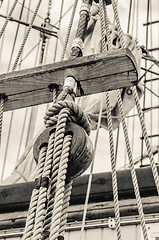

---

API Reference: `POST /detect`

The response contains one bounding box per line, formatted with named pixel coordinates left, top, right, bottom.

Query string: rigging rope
left=23, top=1, right=92, bottom=240
left=0, top=0, right=18, bottom=39
left=12, top=0, right=43, bottom=71
left=113, top=0, right=148, bottom=227
left=99, top=1, right=122, bottom=239
left=80, top=89, right=104, bottom=240
left=115, top=0, right=159, bottom=194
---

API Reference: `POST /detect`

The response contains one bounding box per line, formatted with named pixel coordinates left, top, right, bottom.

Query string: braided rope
left=116, top=91, right=148, bottom=240
left=0, top=96, right=4, bottom=146
left=12, top=0, right=43, bottom=71
left=58, top=180, right=73, bottom=237
left=44, top=100, right=91, bottom=135
left=111, top=0, right=125, bottom=47
left=60, top=0, right=78, bottom=61
left=112, top=0, right=159, bottom=195
left=32, top=133, right=55, bottom=240
left=132, top=86, right=159, bottom=194
left=99, top=1, right=122, bottom=239
left=0, top=0, right=18, bottom=39
left=109, top=1, right=149, bottom=239
left=49, top=135, right=72, bottom=239
left=22, top=146, right=47, bottom=240
left=42, top=108, right=70, bottom=238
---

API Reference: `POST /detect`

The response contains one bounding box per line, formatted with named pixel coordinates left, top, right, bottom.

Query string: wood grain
left=0, top=48, right=138, bottom=111
left=0, top=166, right=158, bottom=213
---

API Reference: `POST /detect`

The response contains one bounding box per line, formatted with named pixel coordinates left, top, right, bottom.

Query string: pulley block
left=33, top=122, right=93, bottom=180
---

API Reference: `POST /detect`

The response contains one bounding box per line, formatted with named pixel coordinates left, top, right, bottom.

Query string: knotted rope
left=23, top=2, right=92, bottom=239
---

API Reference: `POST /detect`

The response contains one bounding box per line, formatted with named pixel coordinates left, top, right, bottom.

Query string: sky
left=0, top=0, right=159, bottom=182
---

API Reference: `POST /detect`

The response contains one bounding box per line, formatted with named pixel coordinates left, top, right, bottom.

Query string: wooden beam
left=0, top=166, right=159, bottom=231
left=0, top=166, right=158, bottom=213
left=0, top=48, right=138, bottom=111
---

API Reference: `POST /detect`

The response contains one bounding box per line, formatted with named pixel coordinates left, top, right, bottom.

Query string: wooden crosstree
left=0, top=48, right=138, bottom=111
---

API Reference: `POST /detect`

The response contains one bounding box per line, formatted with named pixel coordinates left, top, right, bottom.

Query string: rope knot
left=44, top=100, right=91, bottom=135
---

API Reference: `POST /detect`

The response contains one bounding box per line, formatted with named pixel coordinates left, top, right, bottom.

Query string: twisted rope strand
left=99, top=1, right=122, bottom=239
left=44, top=101, right=91, bottom=135
left=113, top=0, right=159, bottom=197
left=110, top=1, right=149, bottom=239
left=132, top=86, right=159, bottom=194
left=116, top=91, right=148, bottom=240
left=0, top=0, right=18, bottom=39
left=49, top=135, right=72, bottom=239
left=12, top=0, right=43, bottom=71
left=32, top=133, right=55, bottom=240
left=22, top=146, right=47, bottom=240
left=60, top=0, right=78, bottom=60
left=42, top=108, right=70, bottom=238
left=58, top=180, right=73, bottom=237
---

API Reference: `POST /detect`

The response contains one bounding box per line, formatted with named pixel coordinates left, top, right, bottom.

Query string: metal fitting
left=108, top=217, right=116, bottom=230
left=63, top=76, right=77, bottom=94
left=80, top=3, right=90, bottom=14
left=71, top=37, right=84, bottom=52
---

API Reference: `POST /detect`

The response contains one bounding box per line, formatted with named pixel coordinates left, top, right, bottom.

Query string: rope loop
left=44, top=100, right=91, bottom=135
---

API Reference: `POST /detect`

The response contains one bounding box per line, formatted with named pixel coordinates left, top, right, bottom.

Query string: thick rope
left=49, top=134, right=72, bottom=239
left=99, top=1, right=122, bottom=239
left=0, top=0, right=18, bottom=39
left=22, top=146, right=47, bottom=240
left=31, top=133, right=55, bottom=240
left=58, top=180, right=73, bottom=237
left=42, top=108, right=70, bottom=239
left=24, top=2, right=92, bottom=239
left=12, top=0, right=43, bottom=71
left=110, top=1, right=148, bottom=239
left=44, top=100, right=91, bottom=135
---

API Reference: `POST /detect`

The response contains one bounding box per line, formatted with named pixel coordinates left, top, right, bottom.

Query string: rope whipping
left=111, top=0, right=149, bottom=239
left=99, top=1, right=122, bottom=239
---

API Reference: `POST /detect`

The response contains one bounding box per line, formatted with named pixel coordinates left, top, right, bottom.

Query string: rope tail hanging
left=23, top=1, right=93, bottom=240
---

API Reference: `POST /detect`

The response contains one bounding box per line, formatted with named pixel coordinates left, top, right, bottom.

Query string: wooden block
left=0, top=48, right=138, bottom=111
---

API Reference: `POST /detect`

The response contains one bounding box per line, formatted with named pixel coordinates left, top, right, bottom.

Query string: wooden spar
left=0, top=48, right=138, bottom=111
left=0, top=166, right=158, bottom=213
left=0, top=166, right=159, bottom=230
